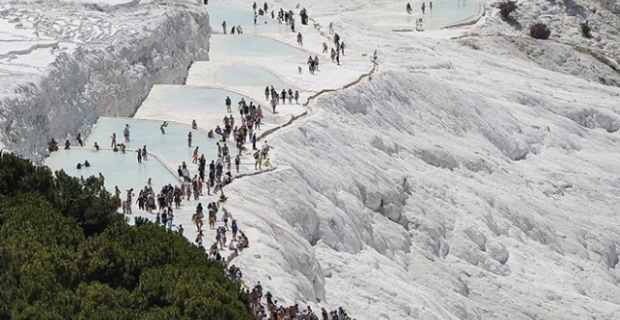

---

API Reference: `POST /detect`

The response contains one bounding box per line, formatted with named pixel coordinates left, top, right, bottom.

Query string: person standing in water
left=123, top=124, right=130, bottom=143
left=225, top=96, right=232, bottom=113
left=110, top=133, right=117, bottom=149
left=136, top=149, right=142, bottom=163
left=192, top=147, right=199, bottom=164
left=222, top=21, right=227, bottom=34
left=160, top=121, right=168, bottom=134
left=188, top=131, right=193, bottom=147
left=76, top=133, right=84, bottom=147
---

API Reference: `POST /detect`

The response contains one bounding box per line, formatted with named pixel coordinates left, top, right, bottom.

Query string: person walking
left=297, top=32, right=303, bottom=46
left=254, top=150, right=261, bottom=170
left=98, top=172, right=105, bottom=187
left=235, top=155, right=240, bottom=173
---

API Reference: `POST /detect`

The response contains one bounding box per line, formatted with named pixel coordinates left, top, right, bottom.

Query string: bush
left=498, top=1, right=518, bottom=20
left=530, top=23, right=551, bottom=39
left=580, top=21, right=591, bottom=38
left=0, top=152, right=256, bottom=320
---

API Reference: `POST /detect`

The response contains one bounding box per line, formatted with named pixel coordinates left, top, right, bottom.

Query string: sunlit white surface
left=0, top=0, right=210, bottom=160
left=10, top=0, right=620, bottom=319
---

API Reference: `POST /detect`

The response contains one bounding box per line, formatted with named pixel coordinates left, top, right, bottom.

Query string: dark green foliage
left=498, top=1, right=518, bottom=19
left=530, top=23, right=551, bottom=39
left=0, top=152, right=255, bottom=320
left=0, top=153, right=119, bottom=237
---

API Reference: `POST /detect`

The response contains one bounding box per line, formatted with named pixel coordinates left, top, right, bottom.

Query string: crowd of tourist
left=249, top=281, right=356, bottom=320
left=45, top=1, right=358, bottom=318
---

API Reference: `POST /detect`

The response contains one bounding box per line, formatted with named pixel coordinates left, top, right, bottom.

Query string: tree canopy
left=0, top=152, right=255, bottom=320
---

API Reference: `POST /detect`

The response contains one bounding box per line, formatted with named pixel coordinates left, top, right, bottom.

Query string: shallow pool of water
left=147, top=86, right=258, bottom=115
left=420, top=0, right=483, bottom=28
left=212, top=35, right=307, bottom=57
left=44, top=148, right=180, bottom=193
left=207, top=4, right=290, bottom=35
left=357, top=0, right=483, bottom=31
left=83, top=118, right=221, bottom=167
left=216, top=64, right=290, bottom=87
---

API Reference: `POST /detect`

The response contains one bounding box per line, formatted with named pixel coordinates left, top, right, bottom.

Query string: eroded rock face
left=487, top=240, right=510, bottom=265
left=0, top=1, right=210, bottom=162
left=465, top=0, right=620, bottom=87
left=229, top=65, right=620, bottom=320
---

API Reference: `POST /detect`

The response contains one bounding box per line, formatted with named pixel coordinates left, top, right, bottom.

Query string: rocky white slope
left=213, top=0, right=620, bottom=319
left=0, top=0, right=209, bottom=161
left=464, top=0, right=620, bottom=86
left=5, top=0, right=620, bottom=318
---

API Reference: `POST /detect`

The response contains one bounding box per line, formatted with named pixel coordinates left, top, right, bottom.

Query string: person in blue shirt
left=231, top=219, right=238, bottom=241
